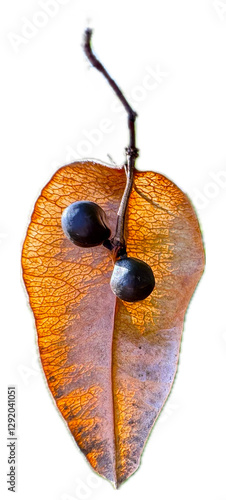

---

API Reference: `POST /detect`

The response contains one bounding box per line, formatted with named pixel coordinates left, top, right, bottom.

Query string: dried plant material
left=22, top=161, right=205, bottom=487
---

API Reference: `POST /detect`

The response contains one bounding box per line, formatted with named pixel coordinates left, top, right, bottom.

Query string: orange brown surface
left=22, top=161, right=205, bottom=487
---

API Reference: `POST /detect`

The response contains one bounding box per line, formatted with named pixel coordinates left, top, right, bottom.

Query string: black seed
left=61, top=200, right=110, bottom=248
left=110, top=256, right=155, bottom=302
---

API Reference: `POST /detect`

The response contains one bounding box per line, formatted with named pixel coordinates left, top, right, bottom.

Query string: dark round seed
left=61, top=200, right=111, bottom=248
left=110, top=256, right=155, bottom=302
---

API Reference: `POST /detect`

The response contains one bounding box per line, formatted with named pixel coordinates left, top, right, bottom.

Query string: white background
left=0, top=1, right=226, bottom=499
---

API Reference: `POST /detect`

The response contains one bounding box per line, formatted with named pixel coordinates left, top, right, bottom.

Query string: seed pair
left=61, top=200, right=155, bottom=302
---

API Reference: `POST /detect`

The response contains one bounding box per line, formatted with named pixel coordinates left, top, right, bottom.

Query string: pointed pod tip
left=112, top=476, right=126, bottom=490
left=112, top=480, right=119, bottom=490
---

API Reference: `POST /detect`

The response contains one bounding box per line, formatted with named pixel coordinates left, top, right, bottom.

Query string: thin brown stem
left=114, top=147, right=138, bottom=246
left=83, top=29, right=139, bottom=258
left=83, top=29, right=137, bottom=122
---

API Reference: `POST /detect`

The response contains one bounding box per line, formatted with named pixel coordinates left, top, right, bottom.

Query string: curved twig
left=83, top=29, right=139, bottom=255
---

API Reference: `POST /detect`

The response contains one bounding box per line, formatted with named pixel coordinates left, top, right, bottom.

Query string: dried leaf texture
left=22, top=161, right=204, bottom=487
